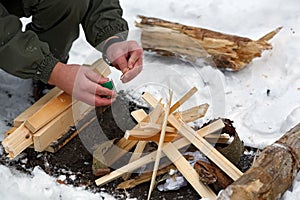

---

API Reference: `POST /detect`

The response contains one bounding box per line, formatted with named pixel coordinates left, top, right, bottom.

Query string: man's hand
left=48, top=62, right=116, bottom=106
left=105, top=39, right=143, bottom=83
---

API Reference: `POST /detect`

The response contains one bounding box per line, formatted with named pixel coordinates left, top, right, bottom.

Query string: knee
left=63, top=0, right=90, bottom=21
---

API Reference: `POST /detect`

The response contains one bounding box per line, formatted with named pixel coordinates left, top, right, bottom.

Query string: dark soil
left=0, top=93, right=259, bottom=200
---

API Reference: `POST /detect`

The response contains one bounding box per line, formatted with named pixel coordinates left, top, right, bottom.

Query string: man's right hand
left=48, top=62, right=116, bottom=106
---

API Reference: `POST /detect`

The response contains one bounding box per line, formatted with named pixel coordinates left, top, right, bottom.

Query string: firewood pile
left=2, top=59, right=111, bottom=158
left=94, top=87, right=243, bottom=200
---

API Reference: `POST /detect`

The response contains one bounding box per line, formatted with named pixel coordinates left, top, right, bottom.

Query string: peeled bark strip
left=136, top=15, right=281, bottom=71
left=217, top=123, right=300, bottom=200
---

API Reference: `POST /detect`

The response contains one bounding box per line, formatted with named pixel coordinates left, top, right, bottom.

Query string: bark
left=136, top=15, right=281, bottom=71
left=217, top=123, right=300, bottom=200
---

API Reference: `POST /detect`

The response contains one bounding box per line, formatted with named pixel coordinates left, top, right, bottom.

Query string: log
left=217, top=123, right=300, bottom=200
left=136, top=15, right=281, bottom=71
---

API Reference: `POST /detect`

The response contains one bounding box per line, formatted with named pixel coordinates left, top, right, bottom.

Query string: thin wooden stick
left=168, top=115, right=243, bottom=180
left=170, top=87, right=198, bottom=113
left=177, top=103, right=209, bottom=123
left=142, top=93, right=163, bottom=108
left=126, top=132, right=178, bottom=143
left=147, top=91, right=173, bottom=200
left=196, top=119, right=224, bottom=137
left=163, top=142, right=217, bottom=199
left=122, top=141, right=148, bottom=180
left=205, top=134, right=230, bottom=144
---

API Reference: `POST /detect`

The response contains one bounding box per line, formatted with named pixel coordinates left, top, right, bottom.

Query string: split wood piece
left=217, top=123, right=300, bottom=200
left=168, top=115, right=243, bottom=181
left=117, top=165, right=176, bottom=190
left=197, top=119, right=224, bottom=137
left=128, top=109, right=179, bottom=142
left=163, top=142, right=216, bottom=199
left=175, top=103, right=209, bottom=123
left=148, top=92, right=172, bottom=200
left=91, top=58, right=112, bottom=78
left=33, top=100, right=93, bottom=151
left=131, top=109, right=148, bottom=123
left=95, top=120, right=224, bottom=188
left=138, top=122, right=176, bottom=133
left=13, top=87, right=62, bottom=127
left=204, top=134, right=230, bottom=144
left=4, top=127, right=17, bottom=138
left=170, top=87, right=198, bottom=113
left=122, top=141, right=148, bottom=180
left=125, top=131, right=179, bottom=143
left=142, top=92, right=164, bottom=109
left=24, top=92, right=72, bottom=133
left=136, top=15, right=281, bottom=71
left=2, top=124, right=33, bottom=158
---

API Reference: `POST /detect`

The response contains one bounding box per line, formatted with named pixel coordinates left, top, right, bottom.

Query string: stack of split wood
left=136, top=15, right=281, bottom=71
left=2, top=59, right=111, bottom=158
left=94, top=87, right=243, bottom=200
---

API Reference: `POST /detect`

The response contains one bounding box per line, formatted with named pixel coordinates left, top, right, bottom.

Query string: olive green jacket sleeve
left=82, top=0, right=129, bottom=48
left=0, top=3, right=58, bottom=83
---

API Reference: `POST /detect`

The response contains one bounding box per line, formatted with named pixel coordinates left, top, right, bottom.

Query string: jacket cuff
left=95, top=21, right=129, bottom=47
left=33, top=54, right=59, bottom=84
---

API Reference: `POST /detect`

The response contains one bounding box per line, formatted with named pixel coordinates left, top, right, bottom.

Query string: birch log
left=217, top=123, right=300, bottom=200
left=136, top=15, right=281, bottom=71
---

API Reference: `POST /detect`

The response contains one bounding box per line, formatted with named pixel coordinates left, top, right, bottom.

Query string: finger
left=121, top=60, right=143, bottom=83
left=95, top=85, right=116, bottom=97
left=128, top=50, right=143, bottom=69
left=85, top=68, right=109, bottom=84
left=94, top=95, right=116, bottom=107
left=112, top=55, right=128, bottom=73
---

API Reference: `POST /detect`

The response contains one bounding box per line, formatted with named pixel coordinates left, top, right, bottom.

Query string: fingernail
left=122, top=68, right=129, bottom=74
left=128, top=65, right=133, bottom=69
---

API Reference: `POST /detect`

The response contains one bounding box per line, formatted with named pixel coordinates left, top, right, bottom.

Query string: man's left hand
left=105, top=40, right=143, bottom=83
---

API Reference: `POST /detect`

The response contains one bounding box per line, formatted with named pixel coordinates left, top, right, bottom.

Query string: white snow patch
left=0, top=166, right=115, bottom=200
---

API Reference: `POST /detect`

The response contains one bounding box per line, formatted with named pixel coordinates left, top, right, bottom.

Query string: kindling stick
left=147, top=91, right=173, bottom=200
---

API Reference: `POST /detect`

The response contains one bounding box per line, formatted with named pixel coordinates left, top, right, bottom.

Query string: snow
left=0, top=165, right=115, bottom=200
left=1, top=0, right=300, bottom=199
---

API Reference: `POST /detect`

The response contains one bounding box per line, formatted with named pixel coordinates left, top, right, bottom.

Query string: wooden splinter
left=148, top=91, right=173, bottom=200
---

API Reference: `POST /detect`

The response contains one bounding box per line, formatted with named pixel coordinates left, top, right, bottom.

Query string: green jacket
left=0, top=0, right=128, bottom=83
